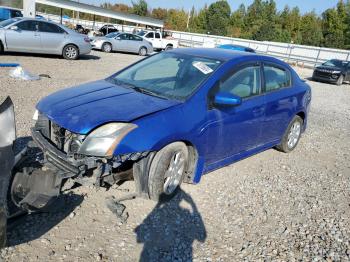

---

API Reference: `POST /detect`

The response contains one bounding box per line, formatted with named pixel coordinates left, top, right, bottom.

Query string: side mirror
left=115, top=37, right=121, bottom=40
left=214, top=91, right=242, bottom=107
left=9, top=25, right=18, bottom=31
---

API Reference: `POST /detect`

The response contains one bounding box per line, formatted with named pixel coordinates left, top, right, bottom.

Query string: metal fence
left=39, top=12, right=350, bottom=68
left=169, top=30, right=350, bottom=68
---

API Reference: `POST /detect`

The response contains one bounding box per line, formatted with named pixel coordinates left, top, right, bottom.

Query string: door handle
left=253, top=107, right=265, bottom=115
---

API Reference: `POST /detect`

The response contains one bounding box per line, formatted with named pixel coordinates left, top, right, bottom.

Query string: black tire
left=0, top=41, right=4, bottom=53
left=138, top=46, right=147, bottom=56
left=277, top=115, right=303, bottom=153
left=165, top=44, right=173, bottom=51
left=62, top=44, right=79, bottom=60
left=148, top=142, right=189, bottom=201
left=336, top=75, right=344, bottom=86
left=102, top=42, right=112, bottom=53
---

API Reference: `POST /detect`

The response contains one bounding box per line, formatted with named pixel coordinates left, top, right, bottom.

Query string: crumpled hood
left=37, top=80, right=180, bottom=134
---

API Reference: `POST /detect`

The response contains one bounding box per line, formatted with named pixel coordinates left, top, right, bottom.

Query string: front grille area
left=314, top=69, right=332, bottom=78
left=35, top=114, right=85, bottom=155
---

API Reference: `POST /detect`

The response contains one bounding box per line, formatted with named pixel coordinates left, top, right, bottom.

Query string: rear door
left=38, top=21, right=66, bottom=54
left=153, top=32, right=163, bottom=49
left=128, top=34, right=143, bottom=53
left=0, top=97, right=16, bottom=248
left=260, top=62, right=295, bottom=143
left=5, top=20, right=40, bottom=52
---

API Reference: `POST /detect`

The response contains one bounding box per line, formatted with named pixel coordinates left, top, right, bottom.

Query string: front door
left=113, top=33, right=130, bottom=51
left=5, top=20, right=40, bottom=52
left=202, top=64, right=265, bottom=165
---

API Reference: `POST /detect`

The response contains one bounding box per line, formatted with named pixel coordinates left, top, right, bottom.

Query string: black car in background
left=313, top=59, right=350, bottom=85
left=99, top=24, right=119, bottom=36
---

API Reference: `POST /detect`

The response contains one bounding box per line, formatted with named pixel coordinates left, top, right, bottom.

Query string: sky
left=80, top=0, right=340, bottom=14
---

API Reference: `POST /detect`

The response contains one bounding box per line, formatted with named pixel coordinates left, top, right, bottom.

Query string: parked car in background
left=0, top=18, right=91, bottom=60
left=312, top=59, right=350, bottom=85
left=91, top=32, right=153, bottom=55
left=138, top=30, right=178, bottom=50
left=0, top=6, right=22, bottom=22
left=99, top=24, right=118, bottom=36
left=217, top=44, right=256, bottom=53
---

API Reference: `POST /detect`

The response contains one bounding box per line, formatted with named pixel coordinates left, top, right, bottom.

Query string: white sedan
left=91, top=32, right=153, bottom=56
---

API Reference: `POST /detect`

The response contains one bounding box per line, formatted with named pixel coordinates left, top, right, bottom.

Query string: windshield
left=0, top=18, right=19, bottom=28
left=106, top=32, right=119, bottom=38
left=109, top=52, right=222, bottom=101
left=323, top=59, right=347, bottom=68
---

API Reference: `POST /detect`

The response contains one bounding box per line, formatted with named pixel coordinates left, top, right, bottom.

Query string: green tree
left=300, top=11, right=323, bottom=46
left=189, top=5, right=208, bottom=33
left=151, top=8, right=167, bottom=20
left=165, top=9, right=187, bottom=31
left=227, top=4, right=245, bottom=37
left=132, top=0, right=148, bottom=16
left=322, top=7, right=345, bottom=48
left=206, top=0, right=231, bottom=35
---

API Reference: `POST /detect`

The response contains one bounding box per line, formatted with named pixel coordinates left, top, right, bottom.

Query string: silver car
left=0, top=18, right=91, bottom=60
left=91, top=32, right=153, bottom=56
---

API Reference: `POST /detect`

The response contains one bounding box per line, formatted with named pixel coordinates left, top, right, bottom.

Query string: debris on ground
left=105, top=196, right=129, bottom=224
left=9, top=66, right=40, bottom=81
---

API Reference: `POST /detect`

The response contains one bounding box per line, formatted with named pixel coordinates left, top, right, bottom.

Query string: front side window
left=264, top=65, right=291, bottom=92
left=109, top=52, right=222, bottom=101
left=16, top=20, right=38, bottom=31
left=39, top=22, right=64, bottom=33
left=220, top=66, right=261, bottom=98
left=119, top=33, right=129, bottom=40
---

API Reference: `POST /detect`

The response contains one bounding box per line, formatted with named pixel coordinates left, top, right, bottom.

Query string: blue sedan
left=5, top=49, right=311, bottom=211
left=217, top=44, right=256, bottom=53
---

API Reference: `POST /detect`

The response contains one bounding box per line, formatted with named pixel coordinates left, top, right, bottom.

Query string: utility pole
left=186, top=8, right=191, bottom=30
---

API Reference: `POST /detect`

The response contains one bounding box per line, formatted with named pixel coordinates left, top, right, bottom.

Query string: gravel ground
left=0, top=51, right=349, bottom=261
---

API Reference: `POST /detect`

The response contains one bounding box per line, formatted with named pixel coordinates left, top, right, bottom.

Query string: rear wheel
left=139, top=47, right=147, bottom=56
left=102, top=42, right=112, bottom=53
left=148, top=142, right=189, bottom=201
left=336, top=75, right=344, bottom=86
left=277, top=116, right=303, bottom=153
left=63, top=44, right=79, bottom=60
left=0, top=41, right=4, bottom=54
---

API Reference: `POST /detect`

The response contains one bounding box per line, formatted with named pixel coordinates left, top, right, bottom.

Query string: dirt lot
left=0, top=51, right=349, bottom=261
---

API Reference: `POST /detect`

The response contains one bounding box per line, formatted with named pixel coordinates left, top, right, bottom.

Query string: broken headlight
left=78, top=123, right=137, bottom=157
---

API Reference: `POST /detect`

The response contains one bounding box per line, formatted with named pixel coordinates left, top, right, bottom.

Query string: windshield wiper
left=133, top=87, right=168, bottom=100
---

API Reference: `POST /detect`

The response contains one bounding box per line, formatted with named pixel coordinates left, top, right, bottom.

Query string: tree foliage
left=2, top=0, right=350, bottom=49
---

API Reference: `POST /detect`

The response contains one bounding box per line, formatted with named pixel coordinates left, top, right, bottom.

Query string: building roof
left=35, top=0, right=164, bottom=28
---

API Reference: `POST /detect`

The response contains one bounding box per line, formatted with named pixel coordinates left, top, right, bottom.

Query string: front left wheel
left=148, top=142, right=189, bottom=201
left=336, top=75, right=344, bottom=86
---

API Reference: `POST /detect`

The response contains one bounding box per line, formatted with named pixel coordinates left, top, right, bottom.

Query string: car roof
left=169, top=48, right=258, bottom=62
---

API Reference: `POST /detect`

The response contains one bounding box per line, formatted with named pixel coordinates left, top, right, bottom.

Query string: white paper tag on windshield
left=192, top=61, right=213, bottom=74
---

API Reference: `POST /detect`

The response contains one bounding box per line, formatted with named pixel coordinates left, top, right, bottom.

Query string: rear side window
left=16, top=20, right=38, bottom=31
left=130, top=34, right=142, bottom=41
left=39, top=22, right=64, bottom=33
left=220, top=66, right=261, bottom=98
left=264, top=65, right=291, bottom=92
left=146, top=32, right=154, bottom=38
left=155, top=33, right=161, bottom=39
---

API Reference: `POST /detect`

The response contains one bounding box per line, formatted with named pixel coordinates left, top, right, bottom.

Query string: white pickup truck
left=137, top=30, right=178, bottom=50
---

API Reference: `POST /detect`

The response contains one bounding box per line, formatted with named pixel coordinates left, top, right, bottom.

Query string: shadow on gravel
left=2, top=52, right=100, bottom=61
left=135, top=189, right=206, bottom=262
left=6, top=193, right=83, bottom=247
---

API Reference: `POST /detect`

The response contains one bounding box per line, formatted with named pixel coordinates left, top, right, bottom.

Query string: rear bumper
left=79, top=44, right=92, bottom=55
left=31, top=129, right=84, bottom=175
